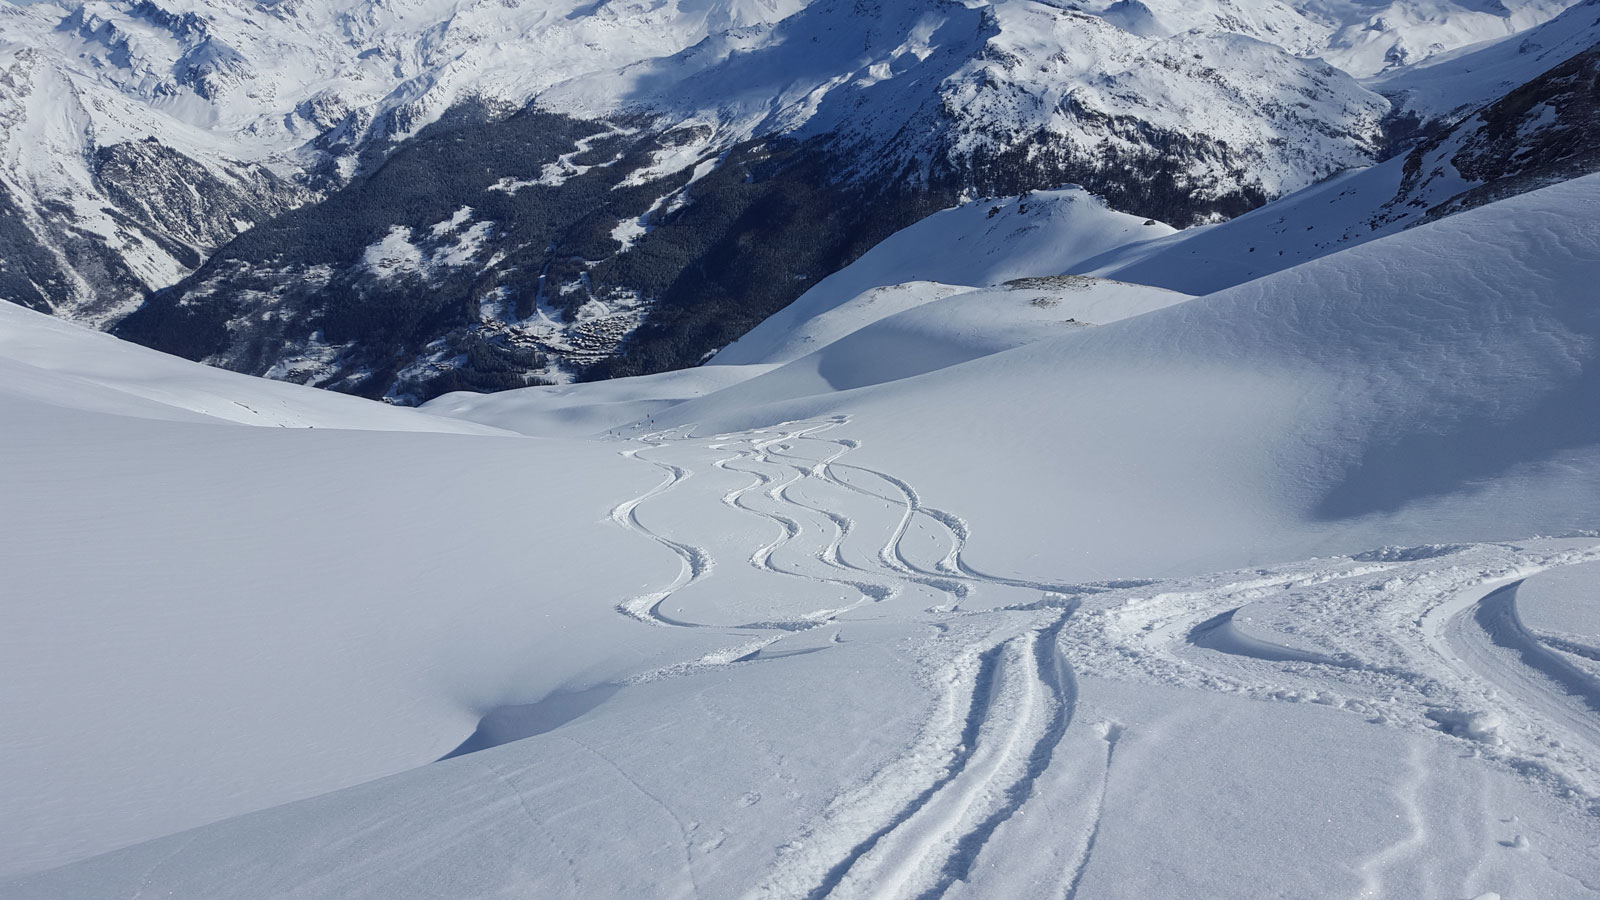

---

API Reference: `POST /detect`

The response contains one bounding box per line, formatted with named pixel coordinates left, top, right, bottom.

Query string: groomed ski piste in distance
left=3, top=128, right=1599, bottom=900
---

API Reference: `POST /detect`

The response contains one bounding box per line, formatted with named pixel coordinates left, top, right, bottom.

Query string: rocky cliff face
left=1382, top=43, right=1600, bottom=224
left=0, top=35, right=308, bottom=323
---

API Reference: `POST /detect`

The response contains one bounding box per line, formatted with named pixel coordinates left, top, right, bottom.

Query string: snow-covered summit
left=547, top=0, right=1392, bottom=200
left=0, top=0, right=804, bottom=319
left=1374, top=0, right=1600, bottom=122
left=0, top=0, right=1586, bottom=329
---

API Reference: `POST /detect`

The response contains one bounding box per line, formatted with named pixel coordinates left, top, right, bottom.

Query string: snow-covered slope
left=0, top=294, right=497, bottom=431
left=425, top=187, right=1187, bottom=434
left=421, top=362, right=779, bottom=438
left=692, top=276, right=1188, bottom=410
left=1070, top=158, right=1422, bottom=295
left=2, top=0, right=804, bottom=169
left=1375, top=0, right=1600, bottom=124
left=10, top=537, right=1600, bottom=899
left=6, top=0, right=1571, bottom=227
left=548, top=0, right=1393, bottom=203
left=432, top=274, right=1188, bottom=436
left=4, top=0, right=1600, bottom=893
left=0, top=309, right=738, bottom=873
left=636, top=174, right=1600, bottom=578
left=0, top=404, right=710, bottom=878
left=6, top=174, right=1599, bottom=897
left=712, top=188, right=1175, bottom=367
left=1070, top=32, right=1600, bottom=297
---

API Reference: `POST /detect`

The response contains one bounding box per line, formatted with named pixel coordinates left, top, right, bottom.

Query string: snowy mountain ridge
left=47, top=0, right=1592, bottom=403
left=0, top=0, right=1589, bottom=333
left=1372, top=0, right=1600, bottom=121
left=0, top=0, right=805, bottom=320
left=544, top=0, right=1392, bottom=200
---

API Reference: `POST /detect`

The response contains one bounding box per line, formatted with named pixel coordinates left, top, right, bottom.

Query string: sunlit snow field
left=2, top=176, right=1598, bottom=899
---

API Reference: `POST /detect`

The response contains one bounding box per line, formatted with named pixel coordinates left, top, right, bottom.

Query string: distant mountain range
left=2, top=0, right=1597, bottom=401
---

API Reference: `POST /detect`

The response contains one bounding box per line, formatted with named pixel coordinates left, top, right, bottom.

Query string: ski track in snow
left=1432, top=576, right=1600, bottom=795
left=741, top=607, right=1081, bottom=900
left=1088, top=544, right=1600, bottom=807
left=605, top=419, right=1600, bottom=898
left=769, top=437, right=1082, bottom=593
left=1186, top=606, right=1353, bottom=667
left=613, top=416, right=1030, bottom=631
left=1459, top=582, right=1600, bottom=720
left=609, top=418, right=1108, bottom=898
left=610, top=430, right=714, bottom=626
left=1059, top=721, right=1123, bottom=900
left=1352, top=739, right=1432, bottom=900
